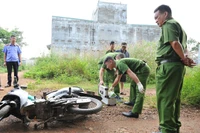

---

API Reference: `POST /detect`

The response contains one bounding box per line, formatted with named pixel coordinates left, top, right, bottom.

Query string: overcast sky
left=0, top=0, right=199, bottom=59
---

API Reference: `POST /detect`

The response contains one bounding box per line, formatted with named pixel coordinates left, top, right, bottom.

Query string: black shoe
left=5, top=84, right=11, bottom=88
left=122, top=111, right=139, bottom=118
left=158, top=126, right=161, bottom=131
left=124, top=102, right=134, bottom=106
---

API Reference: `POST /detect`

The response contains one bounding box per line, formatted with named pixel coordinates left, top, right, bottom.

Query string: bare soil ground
left=0, top=72, right=200, bottom=133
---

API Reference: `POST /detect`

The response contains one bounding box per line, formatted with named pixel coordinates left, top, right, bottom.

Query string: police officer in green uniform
left=153, top=5, right=196, bottom=133
left=98, top=52, right=125, bottom=95
left=104, top=57, right=150, bottom=118
left=105, top=41, right=116, bottom=54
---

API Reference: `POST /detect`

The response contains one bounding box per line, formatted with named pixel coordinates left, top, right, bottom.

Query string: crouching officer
left=98, top=52, right=125, bottom=97
left=104, top=57, right=150, bottom=118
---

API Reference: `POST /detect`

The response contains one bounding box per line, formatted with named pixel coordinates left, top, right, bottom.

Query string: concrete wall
left=51, top=16, right=99, bottom=57
left=93, top=2, right=127, bottom=24
left=96, top=23, right=160, bottom=45
left=51, top=1, right=160, bottom=58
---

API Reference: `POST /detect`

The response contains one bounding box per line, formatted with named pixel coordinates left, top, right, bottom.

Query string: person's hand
left=181, top=56, right=196, bottom=67
left=187, top=57, right=196, bottom=67
left=109, top=86, right=114, bottom=91
left=99, top=80, right=104, bottom=85
left=137, top=82, right=144, bottom=94
left=3, top=62, right=6, bottom=66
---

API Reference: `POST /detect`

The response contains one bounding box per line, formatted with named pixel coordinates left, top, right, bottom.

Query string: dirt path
left=0, top=72, right=200, bottom=133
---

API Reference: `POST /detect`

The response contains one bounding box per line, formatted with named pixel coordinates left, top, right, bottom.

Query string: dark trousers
left=6, top=62, right=19, bottom=85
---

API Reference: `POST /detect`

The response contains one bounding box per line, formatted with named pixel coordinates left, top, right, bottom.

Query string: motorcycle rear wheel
left=0, top=105, right=11, bottom=119
left=68, top=96, right=102, bottom=114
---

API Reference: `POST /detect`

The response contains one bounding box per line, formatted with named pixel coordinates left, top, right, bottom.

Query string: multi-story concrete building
left=50, top=1, right=160, bottom=57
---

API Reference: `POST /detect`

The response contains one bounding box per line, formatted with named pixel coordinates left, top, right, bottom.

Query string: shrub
left=24, top=54, right=99, bottom=84
left=181, top=66, right=200, bottom=106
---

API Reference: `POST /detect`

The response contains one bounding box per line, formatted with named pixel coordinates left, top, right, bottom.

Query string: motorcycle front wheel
left=0, top=105, right=11, bottom=119
left=68, top=96, right=102, bottom=114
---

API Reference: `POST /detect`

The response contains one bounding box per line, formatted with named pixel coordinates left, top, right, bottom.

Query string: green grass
left=144, top=95, right=157, bottom=108
left=147, top=84, right=156, bottom=89
left=26, top=79, right=98, bottom=93
left=0, top=67, right=7, bottom=73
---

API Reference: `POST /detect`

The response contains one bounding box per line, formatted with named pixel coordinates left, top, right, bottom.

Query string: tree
left=0, top=27, right=27, bottom=47
left=187, top=38, right=200, bottom=62
left=0, top=27, right=27, bottom=66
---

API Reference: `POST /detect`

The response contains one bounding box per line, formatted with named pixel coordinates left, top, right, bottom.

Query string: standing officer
left=153, top=5, right=196, bottom=133
left=104, top=57, right=150, bottom=118
left=106, top=41, right=116, bottom=54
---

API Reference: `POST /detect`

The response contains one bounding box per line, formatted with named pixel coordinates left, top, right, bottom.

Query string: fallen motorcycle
left=0, top=78, right=102, bottom=129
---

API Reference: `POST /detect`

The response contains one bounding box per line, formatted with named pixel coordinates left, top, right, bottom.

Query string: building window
left=68, top=26, right=72, bottom=37
left=108, top=30, right=112, bottom=35
left=92, top=29, right=95, bottom=42
left=55, top=26, right=59, bottom=31
left=84, top=41, right=88, bottom=45
left=85, top=28, right=88, bottom=33
left=77, top=27, right=80, bottom=32
left=69, top=27, right=72, bottom=32
left=129, top=29, right=133, bottom=33
left=64, top=28, right=68, bottom=32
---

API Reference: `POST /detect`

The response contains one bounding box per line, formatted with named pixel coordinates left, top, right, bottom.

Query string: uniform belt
left=160, top=59, right=181, bottom=65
